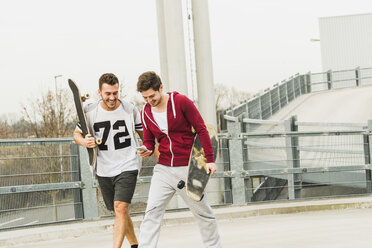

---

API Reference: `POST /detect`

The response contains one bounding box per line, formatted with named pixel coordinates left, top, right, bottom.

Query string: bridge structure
left=222, top=66, right=372, bottom=204
left=1, top=67, right=372, bottom=232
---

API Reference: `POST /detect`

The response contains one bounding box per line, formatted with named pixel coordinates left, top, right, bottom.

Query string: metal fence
left=2, top=67, right=372, bottom=230
left=0, top=136, right=231, bottom=230
left=2, top=121, right=372, bottom=230
left=225, top=67, right=372, bottom=120
left=217, top=67, right=372, bottom=204
left=0, top=138, right=83, bottom=230
left=220, top=116, right=372, bottom=205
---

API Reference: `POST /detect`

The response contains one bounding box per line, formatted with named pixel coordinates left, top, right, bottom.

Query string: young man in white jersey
left=73, top=73, right=142, bottom=248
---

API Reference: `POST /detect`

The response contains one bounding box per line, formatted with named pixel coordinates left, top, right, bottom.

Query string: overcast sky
left=0, top=0, right=371, bottom=119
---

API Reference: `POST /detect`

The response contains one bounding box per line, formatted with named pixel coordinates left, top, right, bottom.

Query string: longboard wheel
left=177, top=180, right=185, bottom=189
left=96, top=138, right=102, bottom=145
left=81, top=93, right=90, bottom=102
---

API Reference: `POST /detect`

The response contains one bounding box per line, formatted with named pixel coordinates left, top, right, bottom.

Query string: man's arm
left=136, top=130, right=144, bottom=141
left=73, top=127, right=96, bottom=148
left=180, top=95, right=217, bottom=175
left=136, top=130, right=159, bottom=159
left=181, top=96, right=214, bottom=163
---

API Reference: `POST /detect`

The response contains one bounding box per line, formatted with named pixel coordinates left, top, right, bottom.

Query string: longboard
left=68, top=79, right=100, bottom=166
left=185, top=125, right=218, bottom=201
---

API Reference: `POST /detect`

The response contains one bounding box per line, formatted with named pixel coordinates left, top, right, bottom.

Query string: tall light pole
left=54, top=74, right=62, bottom=137
left=54, top=74, right=64, bottom=183
left=310, top=38, right=320, bottom=42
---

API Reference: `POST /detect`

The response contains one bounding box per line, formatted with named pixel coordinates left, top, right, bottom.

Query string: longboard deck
left=186, top=125, right=218, bottom=201
left=68, top=79, right=97, bottom=166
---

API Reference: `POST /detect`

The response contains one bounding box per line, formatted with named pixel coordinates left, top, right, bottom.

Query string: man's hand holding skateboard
left=83, top=134, right=97, bottom=148
left=206, top=163, right=217, bottom=176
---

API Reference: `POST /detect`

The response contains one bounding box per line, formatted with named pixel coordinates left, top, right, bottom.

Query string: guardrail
left=0, top=138, right=84, bottom=230
left=224, top=116, right=372, bottom=204
left=2, top=118, right=372, bottom=230
left=225, top=67, right=372, bottom=120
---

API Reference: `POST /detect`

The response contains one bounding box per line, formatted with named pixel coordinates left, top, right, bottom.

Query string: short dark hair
left=137, top=71, right=162, bottom=92
left=99, top=73, right=119, bottom=90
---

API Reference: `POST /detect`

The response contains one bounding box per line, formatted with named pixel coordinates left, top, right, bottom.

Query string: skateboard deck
left=186, top=124, right=218, bottom=202
left=68, top=79, right=98, bottom=167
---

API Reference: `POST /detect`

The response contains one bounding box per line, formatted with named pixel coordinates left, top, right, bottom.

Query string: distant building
left=319, top=13, right=372, bottom=71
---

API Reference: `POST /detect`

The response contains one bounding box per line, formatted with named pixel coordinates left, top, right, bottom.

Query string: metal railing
left=225, top=67, right=372, bottom=120
left=2, top=120, right=372, bottom=230
left=3, top=66, right=372, bottom=230
left=0, top=137, right=230, bottom=230
left=0, top=138, right=83, bottom=230
left=222, top=116, right=372, bottom=204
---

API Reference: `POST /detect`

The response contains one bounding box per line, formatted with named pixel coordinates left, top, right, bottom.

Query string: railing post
left=269, top=89, right=273, bottom=117
left=355, top=66, right=361, bottom=86
left=276, top=85, right=282, bottom=109
left=306, top=71, right=312, bottom=93
left=70, top=143, right=83, bottom=219
left=295, top=74, right=301, bottom=97
left=79, top=146, right=99, bottom=220
left=327, top=70, right=333, bottom=90
left=220, top=135, right=232, bottom=204
left=285, top=81, right=289, bottom=105
left=284, top=115, right=301, bottom=200
left=258, top=95, right=263, bottom=119
left=242, top=113, right=254, bottom=202
left=227, top=115, right=247, bottom=205
left=365, top=120, right=372, bottom=193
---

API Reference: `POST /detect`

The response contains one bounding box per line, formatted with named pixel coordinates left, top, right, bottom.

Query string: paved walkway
left=2, top=196, right=372, bottom=248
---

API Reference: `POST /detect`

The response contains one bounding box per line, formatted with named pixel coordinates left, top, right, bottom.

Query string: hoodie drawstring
left=171, top=92, right=176, bottom=119
left=142, top=104, right=148, bottom=129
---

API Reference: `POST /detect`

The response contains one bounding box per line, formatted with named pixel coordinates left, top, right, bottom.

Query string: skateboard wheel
left=96, top=138, right=102, bottom=145
left=177, top=180, right=185, bottom=189
left=84, top=93, right=90, bottom=99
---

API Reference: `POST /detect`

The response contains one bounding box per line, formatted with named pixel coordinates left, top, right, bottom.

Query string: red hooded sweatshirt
left=141, top=92, right=214, bottom=167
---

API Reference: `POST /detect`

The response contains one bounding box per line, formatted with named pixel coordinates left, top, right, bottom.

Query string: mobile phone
left=136, top=145, right=148, bottom=152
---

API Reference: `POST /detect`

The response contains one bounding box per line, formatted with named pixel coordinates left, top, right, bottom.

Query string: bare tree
left=22, top=88, right=76, bottom=138
left=20, top=87, right=76, bottom=221
left=214, top=83, right=252, bottom=111
left=214, top=83, right=252, bottom=131
left=0, top=120, right=10, bottom=138
left=0, top=116, right=29, bottom=138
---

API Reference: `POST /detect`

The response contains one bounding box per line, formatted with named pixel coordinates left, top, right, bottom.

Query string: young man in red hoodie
left=136, top=71, right=222, bottom=248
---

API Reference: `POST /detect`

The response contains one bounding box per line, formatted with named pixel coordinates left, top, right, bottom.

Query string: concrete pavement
left=2, top=196, right=372, bottom=248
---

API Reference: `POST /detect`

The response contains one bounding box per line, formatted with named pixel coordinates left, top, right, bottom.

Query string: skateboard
left=68, top=79, right=101, bottom=166
left=178, top=124, right=219, bottom=202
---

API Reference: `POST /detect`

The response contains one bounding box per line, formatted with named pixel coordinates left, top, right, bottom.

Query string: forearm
left=142, top=129, right=155, bottom=151
left=199, top=135, right=214, bottom=163
left=73, top=129, right=87, bottom=147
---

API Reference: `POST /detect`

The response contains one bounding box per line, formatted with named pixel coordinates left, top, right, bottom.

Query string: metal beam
left=0, top=182, right=81, bottom=195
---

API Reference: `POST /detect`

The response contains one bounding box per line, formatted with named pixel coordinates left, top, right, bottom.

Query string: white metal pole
left=162, top=0, right=188, bottom=95
left=191, top=0, right=217, bottom=127
left=155, top=0, right=169, bottom=91
left=54, top=74, right=64, bottom=182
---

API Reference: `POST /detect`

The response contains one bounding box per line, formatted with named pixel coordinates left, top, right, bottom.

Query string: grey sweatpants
left=139, top=164, right=222, bottom=248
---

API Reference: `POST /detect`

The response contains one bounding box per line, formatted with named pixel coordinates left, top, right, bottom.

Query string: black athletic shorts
left=97, top=170, right=138, bottom=211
